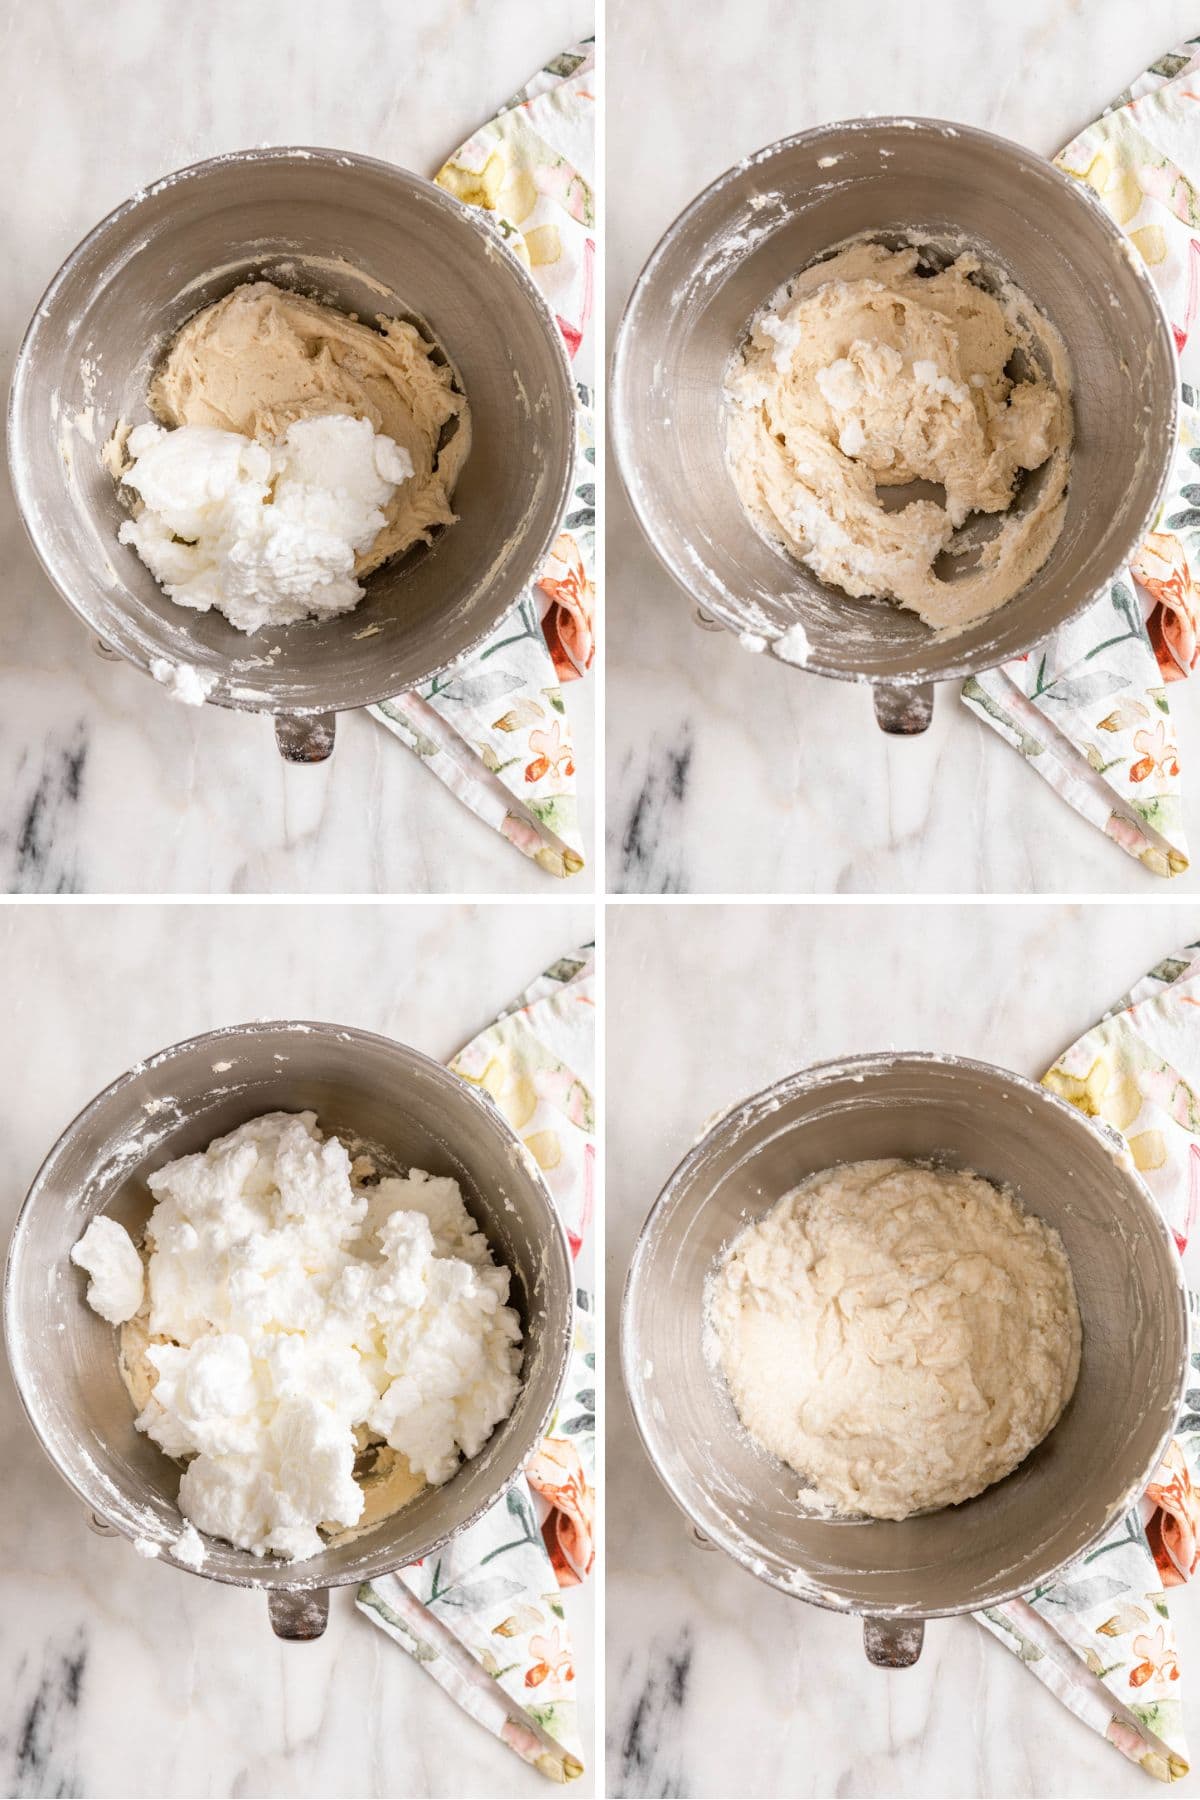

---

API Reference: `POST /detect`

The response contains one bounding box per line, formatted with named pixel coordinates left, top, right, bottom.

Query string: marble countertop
left=606, top=0, right=1200, bottom=895
left=0, top=901, right=595, bottom=1798
left=607, top=902, right=1200, bottom=1797
left=0, top=0, right=594, bottom=895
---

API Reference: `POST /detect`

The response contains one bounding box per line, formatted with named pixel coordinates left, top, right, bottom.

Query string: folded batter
left=149, top=280, right=470, bottom=572
left=725, top=241, right=1072, bottom=635
left=111, top=280, right=470, bottom=633
left=709, top=1158, right=1081, bottom=1520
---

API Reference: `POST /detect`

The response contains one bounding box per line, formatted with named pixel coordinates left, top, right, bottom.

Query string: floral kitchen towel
left=370, top=43, right=597, bottom=879
left=963, top=40, right=1200, bottom=878
left=357, top=947, right=596, bottom=1783
left=980, top=943, right=1200, bottom=1781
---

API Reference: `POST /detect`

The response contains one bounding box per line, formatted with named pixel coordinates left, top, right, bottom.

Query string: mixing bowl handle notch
left=862, top=1616, right=925, bottom=1667
left=274, top=713, right=337, bottom=763
left=872, top=682, right=934, bottom=736
left=268, top=1588, right=331, bottom=1640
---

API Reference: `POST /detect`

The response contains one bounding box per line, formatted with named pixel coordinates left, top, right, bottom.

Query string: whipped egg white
left=72, top=1112, right=523, bottom=1561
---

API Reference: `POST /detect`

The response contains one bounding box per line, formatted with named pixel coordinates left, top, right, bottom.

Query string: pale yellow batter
left=725, top=241, right=1073, bottom=635
left=709, top=1158, right=1081, bottom=1520
left=141, top=279, right=470, bottom=573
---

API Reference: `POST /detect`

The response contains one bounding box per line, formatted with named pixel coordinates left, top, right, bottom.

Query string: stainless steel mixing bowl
left=8, top=148, right=576, bottom=759
left=622, top=1052, right=1189, bottom=1665
left=611, top=118, right=1178, bottom=733
left=5, top=1021, right=573, bottom=1639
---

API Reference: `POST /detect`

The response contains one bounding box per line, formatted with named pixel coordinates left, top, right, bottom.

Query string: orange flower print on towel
left=538, top=532, right=596, bottom=683
left=1130, top=719, right=1181, bottom=783
left=1133, top=531, right=1200, bottom=682
left=527, top=1436, right=596, bottom=1587
left=525, top=719, right=575, bottom=784
left=1145, top=1438, right=1200, bottom=1587
left=526, top=1626, right=574, bottom=1688
left=1130, top=1624, right=1181, bottom=1687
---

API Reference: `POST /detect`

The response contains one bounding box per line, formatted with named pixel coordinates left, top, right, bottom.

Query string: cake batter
left=725, top=241, right=1072, bottom=635
left=111, top=280, right=470, bottom=632
left=709, top=1157, right=1081, bottom=1520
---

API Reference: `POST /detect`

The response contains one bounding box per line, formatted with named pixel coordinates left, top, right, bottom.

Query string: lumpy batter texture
left=709, top=1158, right=1081, bottom=1520
left=725, top=242, right=1072, bottom=635
left=110, top=280, right=470, bottom=633
left=149, top=281, right=469, bottom=572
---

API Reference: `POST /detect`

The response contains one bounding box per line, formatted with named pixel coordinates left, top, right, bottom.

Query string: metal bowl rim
left=7, top=145, right=578, bottom=716
left=609, top=115, right=1179, bottom=689
left=620, top=1047, right=1191, bottom=1618
left=5, top=1016, right=575, bottom=1589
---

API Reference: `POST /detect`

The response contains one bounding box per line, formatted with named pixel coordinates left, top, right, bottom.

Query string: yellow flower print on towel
left=1132, top=224, right=1170, bottom=266
left=523, top=1129, right=563, bottom=1171
left=436, top=146, right=508, bottom=210
left=469, top=1053, right=539, bottom=1131
left=1043, top=1054, right=1143, bottom=1130
left=1063, top=148, right=1143, bottom=226
left=1137, top=840, right=1191, bottom=880
left=524, top=224, right=562, bottom=269
left=438, top=150, right=538, bottom=267
left=1130, top=1129, right=1170, bottom=1172
left=438, top=137, right=572, bottom=273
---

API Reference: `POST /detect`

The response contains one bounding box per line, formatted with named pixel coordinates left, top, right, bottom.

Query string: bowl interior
left=624, top=1054, right=1188, bottom=1617
left=612, top=119, right=1177, bottom=684
left=10, top=150, right=575, bottom=713
left=6, top=1023, right=573, bottom=1587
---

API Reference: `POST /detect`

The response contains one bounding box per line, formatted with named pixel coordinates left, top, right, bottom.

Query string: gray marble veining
left=1, top=901, right=595, bottom=1799
left=0, top=0, right=594, bottom=896
left=607, top=902, right=1200, bottom=1797
left=606, top=0, right=1200, bottom=895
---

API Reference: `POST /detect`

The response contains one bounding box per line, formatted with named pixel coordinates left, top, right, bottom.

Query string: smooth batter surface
left=725, top=241, right=1072, bottom=635
left=141, top=279, right=470, bottom=575
left=709, top=1158, right=1081, bottom=1520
